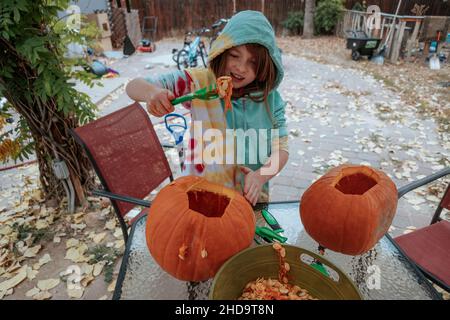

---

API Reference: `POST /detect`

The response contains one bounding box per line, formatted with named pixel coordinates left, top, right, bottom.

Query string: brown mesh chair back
left=395, top=178, right=450, bottom=292
left=73, top=102, right=173, bottom=217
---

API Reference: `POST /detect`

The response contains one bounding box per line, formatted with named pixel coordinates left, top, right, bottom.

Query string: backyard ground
left=0, top=36, right=449, bottom=300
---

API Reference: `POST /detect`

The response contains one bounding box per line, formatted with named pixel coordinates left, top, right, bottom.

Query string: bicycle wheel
left=177, top=49, right=190, bottom=70
left=199, top=43, right=208, bottom=67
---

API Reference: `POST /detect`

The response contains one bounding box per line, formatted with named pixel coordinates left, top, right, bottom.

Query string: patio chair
left=394, top=167, right=450, bottom=293
left=71, top=102, right=174, bottom=243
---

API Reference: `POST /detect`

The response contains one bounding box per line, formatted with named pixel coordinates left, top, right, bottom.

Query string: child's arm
left=241, top=150, right=289, bottom=205
left=126, top=78, right=175, bottom=117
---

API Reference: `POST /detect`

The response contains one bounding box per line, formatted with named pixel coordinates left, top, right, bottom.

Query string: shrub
left=282, top=11, right=304, bottom=35
left=314, top=0, right=345, bottom=35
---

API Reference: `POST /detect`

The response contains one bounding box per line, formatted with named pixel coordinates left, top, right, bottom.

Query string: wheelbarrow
left=345, top=30, right=381, bottom=61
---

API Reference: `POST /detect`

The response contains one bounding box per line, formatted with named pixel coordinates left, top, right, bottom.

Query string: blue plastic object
left=164, top=113, right=187, bottom=145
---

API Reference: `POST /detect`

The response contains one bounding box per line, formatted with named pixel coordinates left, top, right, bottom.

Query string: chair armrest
left=161, top=143, right=175, bottom=149
left=91, top=189, right=151, bottom=207
left=397, top=167, right=450, bottom=199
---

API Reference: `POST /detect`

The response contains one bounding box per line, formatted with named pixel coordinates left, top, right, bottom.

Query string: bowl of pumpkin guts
left=209, top=243, right=362, bottom=300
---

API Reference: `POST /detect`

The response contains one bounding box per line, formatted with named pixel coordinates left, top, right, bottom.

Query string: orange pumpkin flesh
left=146, top=176, right=256, bottom=281
left=300, top=165, right=398, bottom=255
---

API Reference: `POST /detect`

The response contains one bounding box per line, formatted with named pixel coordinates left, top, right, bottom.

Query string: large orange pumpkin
left=300, top=165, right=398, bottom=255
left=146, top=176, right=256, bottom=281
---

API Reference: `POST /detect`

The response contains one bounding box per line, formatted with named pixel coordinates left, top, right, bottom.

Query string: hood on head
left=208, top=10, right=284, bottom=89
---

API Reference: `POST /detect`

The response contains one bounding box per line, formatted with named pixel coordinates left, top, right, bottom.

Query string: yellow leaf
left=0, top=225, right=12, bottom=236
left=27, top=266, right=39, bottom=280
left=113, top=228, right=122, bottom=239
left=67, top=287, right=84, bottom=299
left=33, top=291, right=52, bottom=300
left=66, top=238, right=79, bottom=249
left=92, top=232, right=106, bottom=244
left=38, top=253, right=52, bottom=266
left=0, top=265, right=28, bottom=291
left=105, top=219, right=116, bottom=230
left=25, top=287, right=40, bottom=297
left=37, top=278, right=60, bottom=291
left=93, top=263, right=104, bottom=277
left=81, top=263, right=93, bottom=276
left=35, top=220, right=49, bottom=230
left=80, top=275, right=95, bottom=287
left=107, top=280, right=116, bottom=292
left=23, top=245, right=41, bottom=258
left=114, top=240, right=124, bottom=249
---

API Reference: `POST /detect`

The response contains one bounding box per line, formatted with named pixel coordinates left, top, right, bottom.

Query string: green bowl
left=210, top=244, right=362, bottom=300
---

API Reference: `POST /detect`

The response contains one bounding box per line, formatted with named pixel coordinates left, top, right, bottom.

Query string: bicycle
left=172, top=28, right=209, bottom=70
left=209, top=18, right=228, bottom=48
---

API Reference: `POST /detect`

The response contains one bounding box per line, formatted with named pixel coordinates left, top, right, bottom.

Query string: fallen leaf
left=66, top=238, right=79, bottom=249
left=33, top=291, right=52, bottom=300
left=81, top=275, right=95, bottom=287
left=105, top=219, right=116, bottom=230
left=37, top=278, right=60, bottom=291
left=114, top=240, right=124, bottom=249
left=27, top=266, right=39, bottom=280
left=0, top=265, right=28, bottom=291
left=93, top=263, right=104, bottom=277
left=81, top=263, right=93, bottom=276
left=107, top=280, right=116, bottom=292
left=23, top=245, right=41, bottom=258
left=38, top=253, right=52, bottom=266
left=93, top=232, right=106, bottom=244
left=113, top=228, right=122, bottom=239
left=67, top=287, right=84, bottom=299
left=35, top=220, right=49, bottom=230
left=25, top=287, right=40, bottom=297
left=0, top=225, right=12, bottom=236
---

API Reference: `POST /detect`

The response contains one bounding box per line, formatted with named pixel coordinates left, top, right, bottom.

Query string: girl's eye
left=230, top=54, right=238, bottom=58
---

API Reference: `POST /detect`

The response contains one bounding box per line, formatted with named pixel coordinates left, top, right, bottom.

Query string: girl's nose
left=235, top=63, right=246, bottom=75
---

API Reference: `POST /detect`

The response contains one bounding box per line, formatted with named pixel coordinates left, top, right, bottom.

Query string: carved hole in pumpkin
left=335, top=173, right=377, bottom=195
left=187, top=190, right=230, bottom=217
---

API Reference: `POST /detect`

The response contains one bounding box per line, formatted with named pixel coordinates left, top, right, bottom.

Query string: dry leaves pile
left=277, top=36, right=449, bottom=226
left=0, top=165, right=124, bottom=300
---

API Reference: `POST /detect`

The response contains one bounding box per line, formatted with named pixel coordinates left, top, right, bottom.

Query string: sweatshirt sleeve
left=144, top=70, right=193, bottom=109
left=271, top=91, right=289, bottom=153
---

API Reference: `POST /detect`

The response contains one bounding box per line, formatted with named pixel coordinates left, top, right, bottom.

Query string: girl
left=126, top=10, right=289, bottom=205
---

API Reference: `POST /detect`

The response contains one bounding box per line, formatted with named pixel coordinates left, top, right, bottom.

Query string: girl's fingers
left=155, top=99, right=170, bottom=115
left=160, top=94, right=175, bottom=113
left=249, top=187, right=259, bottom=205
left=244, top=180, right=253, bottom=195
left=246, top=184, right=257, bottom=203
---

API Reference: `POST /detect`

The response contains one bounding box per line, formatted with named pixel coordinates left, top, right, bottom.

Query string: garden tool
left=371, top=0, right=402, bottom=65
left=164, top=113, right=187, bottom=171
left=254, top=209, right=288, bottom=244
left=170, top=84, right=218, bottom=105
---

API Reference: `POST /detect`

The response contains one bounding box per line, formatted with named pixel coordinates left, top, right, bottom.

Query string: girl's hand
left=240, top=166, right=266, bottom=206
left=146, top=88, right=175, bottom=117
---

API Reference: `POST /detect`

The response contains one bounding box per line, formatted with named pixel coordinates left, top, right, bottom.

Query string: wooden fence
left=123, top=0, right=449, bottom=40
left=128, top=0, right=303, bottom=39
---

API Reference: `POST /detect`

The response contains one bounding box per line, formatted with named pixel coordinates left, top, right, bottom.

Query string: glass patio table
left=112, top=201, right=441, bottom=300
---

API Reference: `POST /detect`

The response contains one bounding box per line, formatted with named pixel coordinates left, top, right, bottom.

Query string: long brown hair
left=209, top=44, right=277, bottom=103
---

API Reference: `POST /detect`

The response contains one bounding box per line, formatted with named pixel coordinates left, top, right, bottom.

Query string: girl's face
left=225, top=45, right=257, bottom=89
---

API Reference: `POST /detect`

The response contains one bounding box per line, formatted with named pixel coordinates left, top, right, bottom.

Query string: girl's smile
left=225, top=45, right=257, bottom=89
